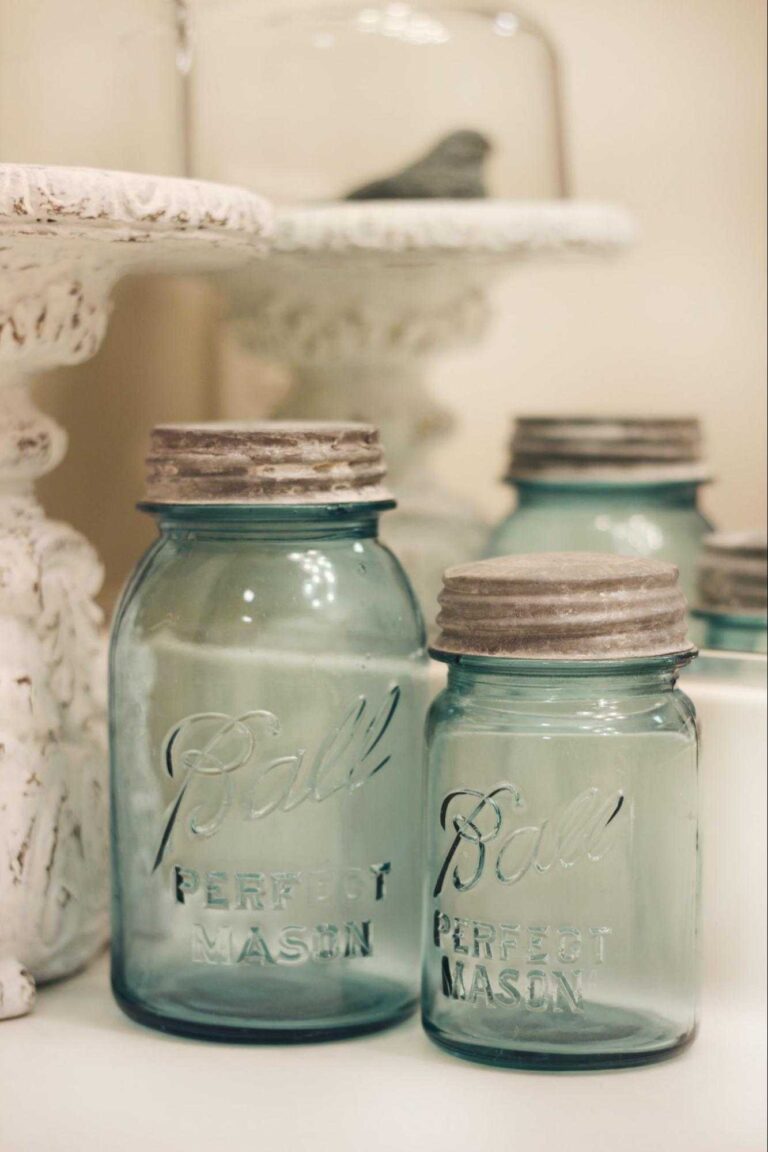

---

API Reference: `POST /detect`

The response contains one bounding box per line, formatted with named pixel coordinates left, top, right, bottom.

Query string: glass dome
left=181, top=1, right=569, bottom=203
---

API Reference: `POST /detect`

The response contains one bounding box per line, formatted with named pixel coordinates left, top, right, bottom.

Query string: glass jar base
left=112, top=973, right=416, bottom=1045
left=423, top=1011, right=696, bottom=1072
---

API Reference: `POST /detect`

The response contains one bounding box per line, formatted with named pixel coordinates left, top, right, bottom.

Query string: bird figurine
left=345, top=129, right=492, bottom=201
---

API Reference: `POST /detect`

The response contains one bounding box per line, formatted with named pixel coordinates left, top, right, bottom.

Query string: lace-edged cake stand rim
left=266, top=200, right=637, bottom=264
left=0, top=163, right=273, bottom=272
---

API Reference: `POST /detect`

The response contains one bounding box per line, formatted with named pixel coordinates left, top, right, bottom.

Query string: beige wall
left=35, top=280, right=223, bottom=606
left=30, top=0, right=767, bottom=605
left=431, top=0, right=767, bottom=527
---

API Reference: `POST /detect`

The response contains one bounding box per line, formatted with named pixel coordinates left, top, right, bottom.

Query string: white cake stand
left=0, top=163, right=271, bottom=1019
left=223, top=200, right=636, bottom=617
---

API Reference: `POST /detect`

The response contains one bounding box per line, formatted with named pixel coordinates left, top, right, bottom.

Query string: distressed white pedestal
left=224, top=200, right=636, bottom=620
left=0, top=163, right=271, bottom=1019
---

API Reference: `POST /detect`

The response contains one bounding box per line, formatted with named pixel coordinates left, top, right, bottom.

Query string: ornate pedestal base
left=0, top=407, right=107, bottom=1017
left=0, top=163, right=271, bottom=1018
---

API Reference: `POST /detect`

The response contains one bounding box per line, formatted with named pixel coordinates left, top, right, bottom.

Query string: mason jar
left=110, top=422, right=429, bottom=1041
left=423, top=552, right=700, bottom=1070
left=486, top=417, right=714, bottom=600
left=682, top=534, right=766, bottom=1000
left=692, top=533, right=767, bottom=656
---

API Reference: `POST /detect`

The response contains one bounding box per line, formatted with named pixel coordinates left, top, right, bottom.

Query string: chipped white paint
left=0, top=163, right=271, bottom=247
left=0, top=163, right=272, bottom=1019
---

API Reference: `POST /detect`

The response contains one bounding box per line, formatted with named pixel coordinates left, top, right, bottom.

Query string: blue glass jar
left=681, top=535, right=765, bottom=999
left=110, top=423, right=429, bottom=1042
left=692, top=533, right=767, bottom=655
left=486, top=417, right=714, bottom=600
left=423, top=553, right=700, bottom=1070
left=696, top=613, right=767, bottom=657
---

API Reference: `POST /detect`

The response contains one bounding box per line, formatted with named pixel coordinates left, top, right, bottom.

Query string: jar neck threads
left=510, top=480, right=704, bottom=506
left=445, top=654, right=692, bottom=699
left=146, top=503, right=386, bottom=542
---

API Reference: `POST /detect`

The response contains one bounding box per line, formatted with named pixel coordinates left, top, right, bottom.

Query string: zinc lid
left=506, top=415, right=709, bottom=484
left=144, top=421, right=393, bottom=506
left=697, top=533, right=768, bottom=616
left=432, top=552, right=693, bottom=661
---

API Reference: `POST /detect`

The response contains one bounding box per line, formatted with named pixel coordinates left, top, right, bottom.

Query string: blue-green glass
left=691, top=609, right=767, bottom=656
left=486, top=481, right=713, bottom=600
left=422, top=655, right=700, bottom=1070
left=110, top=503, right=429, bottom=1042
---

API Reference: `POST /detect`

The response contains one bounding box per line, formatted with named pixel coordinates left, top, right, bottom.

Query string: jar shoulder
left=428, top=684, right=699, bottom=741
left=112, top=534, right=426, bottom=655
left=490, top=495, right=711, bottom=547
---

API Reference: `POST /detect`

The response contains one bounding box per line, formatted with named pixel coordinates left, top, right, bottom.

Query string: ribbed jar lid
left=506, top=416, right=709, bottom=484
left=697, top=533, right=767, bottom=616
left=432, top=552, right=694, bottom=661
left=144, top=422, right=393, bottom=506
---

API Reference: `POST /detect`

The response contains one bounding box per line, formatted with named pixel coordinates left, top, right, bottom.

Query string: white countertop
left=0, top=956, right=763, bottom=1152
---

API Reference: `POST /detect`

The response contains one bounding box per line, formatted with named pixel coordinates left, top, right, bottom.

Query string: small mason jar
left=486, top=417, right=714, bottom=600
left=692, top=533, right=767, bottom=656
left=423, top=552, right=700, bottom=1070
left=110, top=422, right=429, bottom=1041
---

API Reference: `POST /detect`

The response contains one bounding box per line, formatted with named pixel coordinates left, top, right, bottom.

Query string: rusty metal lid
left=506, top=416, right=709, bottom=484
left=432, top=552, right=693, bottom=661
left=144, top=421, right=393, bottom=506
left=697, top=533, right=767, bottom=616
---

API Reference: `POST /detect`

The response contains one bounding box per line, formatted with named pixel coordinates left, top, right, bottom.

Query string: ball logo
left=153, top=686, right=400, bottom=871
left=434, top=784, right=626, bottom=897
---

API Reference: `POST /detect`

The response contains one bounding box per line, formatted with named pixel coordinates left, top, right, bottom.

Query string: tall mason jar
left=423, top=552, right=700, bottom=1070
left=486, top=417, right=714, bottom=600
left=110, top=422, right=429, bottom=1041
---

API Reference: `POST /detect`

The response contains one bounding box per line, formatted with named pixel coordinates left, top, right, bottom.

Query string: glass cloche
left=180, top=1, right=568, bottom=202
left=176, top=1, right=634, bottom=627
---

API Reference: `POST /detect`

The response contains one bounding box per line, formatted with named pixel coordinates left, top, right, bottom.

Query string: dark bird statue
left=345, top=130, right=492, bottom=201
